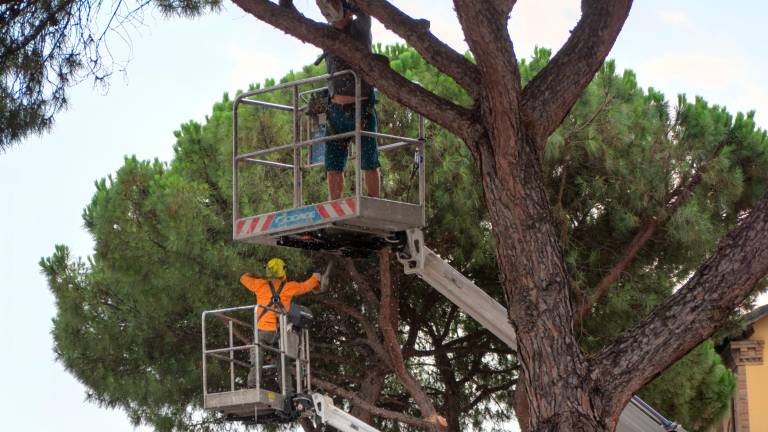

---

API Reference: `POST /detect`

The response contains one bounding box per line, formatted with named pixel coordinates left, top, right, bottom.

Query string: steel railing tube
left=232, top=99, right=240, bottom=232
left=354, top=75, right=363, bottom=202
left=201, top=311, right=208, bottom=396
left=305, top=328, right=311, bottom=392
left=228, top=321, right=235, bottom=391
left=254, top=305, right=260, bottom=391
left=239, top=99, right=293, bottom=111
left=279, top=314, right=288, bottom=396
left=293, top=85, right=302, bottom=208
left=231, top=69, right=430, bottom=231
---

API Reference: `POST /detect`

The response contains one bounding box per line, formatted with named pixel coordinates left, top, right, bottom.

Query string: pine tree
left=0, top=0, right=220, bottom=150
left=43, top=46, right=768, bottom=431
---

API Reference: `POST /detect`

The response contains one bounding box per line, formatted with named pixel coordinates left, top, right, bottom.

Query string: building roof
left=744, top=303, right=768, bottom=326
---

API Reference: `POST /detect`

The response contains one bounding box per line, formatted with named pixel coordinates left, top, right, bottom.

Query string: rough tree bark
left=229, top=1, right=768, bottom=431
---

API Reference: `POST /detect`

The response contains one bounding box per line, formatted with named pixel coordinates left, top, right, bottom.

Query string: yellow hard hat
left=266, top=258, right=286, bottom=279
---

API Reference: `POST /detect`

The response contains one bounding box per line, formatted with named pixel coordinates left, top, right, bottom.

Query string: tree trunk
left=378, top=249, right=442, bottom=431
left=434, top=349, right=462, bottom=432
left=473, top=125, right=616, bottom=431
left=514, top=378, right=530, bottom=432
left=351, top=367, right=387, bottom=424
left=226, top=3, right=768, bottom=431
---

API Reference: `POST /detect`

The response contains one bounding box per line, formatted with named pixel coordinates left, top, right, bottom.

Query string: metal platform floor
left=234, top=196, right=423, bottom=255
left=205, top=387, right=285, bottom=417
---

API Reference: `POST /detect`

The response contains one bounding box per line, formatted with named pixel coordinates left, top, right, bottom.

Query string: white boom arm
left=312, top=394, right=382, bottom=432
left=397, top=229, right=517, bottom=350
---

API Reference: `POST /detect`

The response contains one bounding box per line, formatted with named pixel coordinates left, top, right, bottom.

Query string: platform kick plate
left=235, top=198, right=357, bottom=241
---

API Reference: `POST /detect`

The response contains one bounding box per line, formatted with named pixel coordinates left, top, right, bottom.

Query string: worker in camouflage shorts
left=317, top=0, right=380, bottom=200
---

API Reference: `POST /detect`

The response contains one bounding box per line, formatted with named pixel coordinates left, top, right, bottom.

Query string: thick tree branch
left=520, top=0, right=632, bottom=145
left=351, top=367, right=387, bottom=423
left=453, top=0, right=520, bottom=92
left=576, top=137, right=729, bottom=323
left=312, top=296, right=391, bottom=365
left=453, top=0, right=522, bottom=171
left=311, top=377, right=436, bottom=429
left=378, top=249, right=442, bottom=429
left=438, top=304, right=459, bottom=343
left=575, top=219, right=658, bottom=323
left=402, top=290, right=440, bottom=356
left=593, top=191, right=768, bottom=417
left=353, top=0, right=480, bottom=100
left=230, top=0, right=474, bottom=138
left=466, top=381, right=516, bottom=411
left=344, top=258, right=379, bottom=314
left=313, top=296, right=377, bottom=341
left=491, top=0, right=517, bottom=17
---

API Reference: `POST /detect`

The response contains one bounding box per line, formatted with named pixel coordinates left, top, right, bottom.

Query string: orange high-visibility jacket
left=240, top=273, right=320, bottom=331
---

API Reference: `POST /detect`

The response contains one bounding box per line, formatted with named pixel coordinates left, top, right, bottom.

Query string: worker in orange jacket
left=240, top=258, right=327, bottom=390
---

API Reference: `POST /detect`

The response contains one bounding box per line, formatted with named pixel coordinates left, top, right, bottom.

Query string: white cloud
left=738, top=85, right=768, bottom=126
left=635, top=51, right=768, bottom=129
left=227, top=45, right=282, bottom=89
left=225, top=41, right=318, bottom=91
left=372, top=20, right=404, bottom=47
left=657, top=10, right=695, bottom=30
left=640, top=53, right=743, bottom=92
left=374, top=0, right=581, bottom=60
left=509, top=0, right=581, bottom=58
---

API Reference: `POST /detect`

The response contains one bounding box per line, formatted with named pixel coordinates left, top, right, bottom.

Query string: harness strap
left=257, top=280, right=287, bottom=323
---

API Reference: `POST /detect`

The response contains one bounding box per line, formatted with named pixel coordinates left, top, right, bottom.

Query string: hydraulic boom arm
left=396, top=229, right=518, bottom=350
left=312, top=394, right=382, bottom=432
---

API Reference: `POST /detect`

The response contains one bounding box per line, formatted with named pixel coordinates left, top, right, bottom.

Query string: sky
left=1, top=1, right=767, bottom=430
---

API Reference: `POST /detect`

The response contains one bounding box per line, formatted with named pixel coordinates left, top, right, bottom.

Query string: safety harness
left=256, top=279, right=314, bottom=329
left=257, top=280, right=287, bottom=324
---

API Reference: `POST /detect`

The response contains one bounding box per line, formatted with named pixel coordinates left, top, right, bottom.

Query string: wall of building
left=746, top=318, right=768, bottom=432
